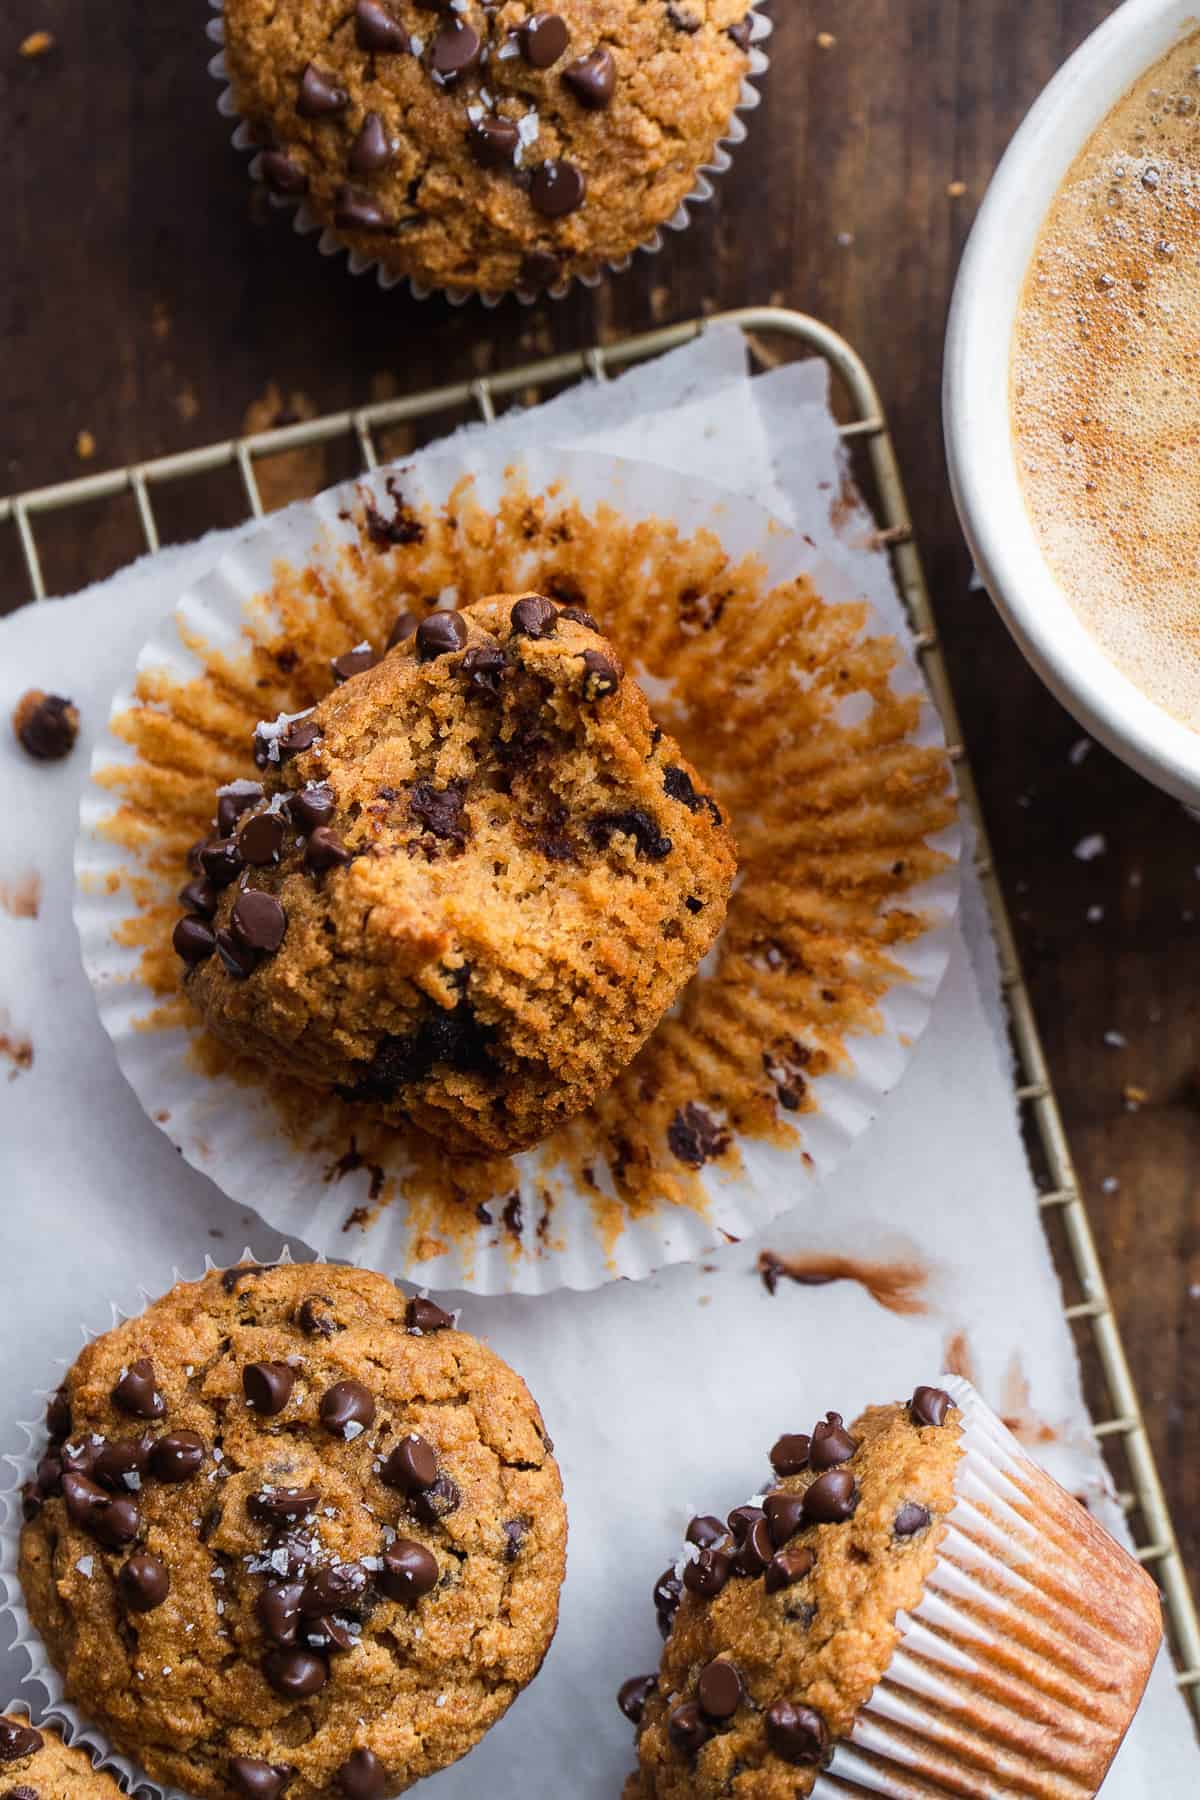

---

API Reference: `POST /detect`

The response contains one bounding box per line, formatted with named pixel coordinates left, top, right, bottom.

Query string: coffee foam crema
left=1011, top=31, right=1200, bottom=731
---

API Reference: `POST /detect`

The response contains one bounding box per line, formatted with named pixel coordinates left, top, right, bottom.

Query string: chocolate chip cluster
left=622, top=1385, right=955, bottom=1775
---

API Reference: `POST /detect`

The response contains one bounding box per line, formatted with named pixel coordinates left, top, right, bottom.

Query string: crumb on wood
left=19, top=29, right=55, bottom=57
left=74, top=429, right=95, bottom=460
left=946, top=179, right=967, bottom=199
left=816, top=30, right=836, bottom=49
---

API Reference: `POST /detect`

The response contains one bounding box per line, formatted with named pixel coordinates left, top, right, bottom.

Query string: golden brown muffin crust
left=178, top=592, right=736, bottom=1156
left=625, top=1393, right=964, bottom=1798
left=221, top=0, right=753, bottom=293
left=19, top=1263, right=566, bottom=1798
left=0, top=1716, right=124, bottom=1798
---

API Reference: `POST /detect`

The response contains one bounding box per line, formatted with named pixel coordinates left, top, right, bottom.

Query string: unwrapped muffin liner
left=0, top=1247, right=307, bottom=1800
left=810, top=1376, right=1162, bottom=1800
left=74, top=446, right=960, bottom=1295
left=203, top=0, right=772, bottom=307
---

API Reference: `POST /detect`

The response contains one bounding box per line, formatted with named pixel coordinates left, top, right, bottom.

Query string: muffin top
left=176, top=592, right=736, bottom=1156
left=19, top=1263, right=566, bottom=1799
left=0, top=1716, right=124, bottom=1798
left=622, top=1388, right=963, bottom=1799
left=221, top=0, right=754, bottom=294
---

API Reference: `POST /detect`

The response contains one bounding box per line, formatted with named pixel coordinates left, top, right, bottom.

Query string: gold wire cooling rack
left=2, top=304, right=1197, bottom=1726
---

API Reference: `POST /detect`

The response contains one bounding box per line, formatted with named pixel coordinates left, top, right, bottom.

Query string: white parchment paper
left=0, top=327, right=1194, bottom=1794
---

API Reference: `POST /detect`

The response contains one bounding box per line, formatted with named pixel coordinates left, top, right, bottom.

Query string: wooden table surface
left=3, top=2, right=1196, bottom=1599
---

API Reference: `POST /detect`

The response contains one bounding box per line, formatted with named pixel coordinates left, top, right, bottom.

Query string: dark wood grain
left=2, top=2, right=1196, bottom=1591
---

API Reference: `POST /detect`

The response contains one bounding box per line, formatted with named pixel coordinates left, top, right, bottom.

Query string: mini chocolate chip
left=381, top=1433, right=438, bottom=1492
left=894, top=1501, right=931, bottom=1538
left=355, top=0, right=409, bottom=51
left=686, top=1514, right=726, bottom=1549
left=113, top=1358, right=165, bottom=1420
left=666, top=1101, right=728, bottom=1166
left=431, top=17, right=480, bottom=77
left=200, top=837, right=245, bottom=888
left=348, top=115, right=394, bottom=180
left=580, top=648, right=620, bottom=699
left=174, top=915, right=217, bottom=966
left=810, top=1411, right=858, bottom=1469
left=298, top=63, right=348, bottom=115
left=668, top=1701, right=710, bottom=1755
left=530, top=158, right=586, bottom=216
left=332, top=644, right=380, bottom=683
left=13, top=690, right=78, bottom=761
left=618, top=1672, right=657, bottom=1724
left=563, top=46, right=615, bottom=107
left=297, top=1295, right=338, bottom=1337
left=728, top=15, right=752, bottom=49
left=518, top=249, right=561, bottom=290
left=503, top=1518, right=526, bottom=1561
left=178, top=876, right=218, bottom=918
left=45, top=1388, right=71, bottom=1441
left=289, top=783, right=336, bottom=832
left=406, top=1296, right=453, bottom=1333
left=218, top=783, right=263, bottom=835
left=733, top=1515, right=774, bottom=1577
left=520, top=11, right=569, bottom=64
left=803, top=1468, right=858, bottom=1524
left=910, top=1385, right=952, bottom=1427
left=653, top=1566, right=682, bottom=1635
left=20, top=1482, right=42, bottom=1520
left=320, top=1380, right=376, bottom=1438
left=263, top=1646, right=327, bottom=1698
left=0, top=1723, right=42, bottom=1762
left=381, top=1539, right=438, bottom=1602
left=216, top=927, right=258, bottom=980
left=305, top=826, right=352, bottom=872
left=243, top=1360, right=295, bottom=1415
left=336, top=1750, right=386, bottom=1799
left=62, top=1472, right=141, bottom=1547
left=410, top=1472, right=460, bottom=1526
left=35, top=1452, right=63, bottom=1498
left=239, top=812, right=286, bottom=866
left=763, top=1491, right=807, bottom=1547
left=277, top=715, right=320, bottom=759
left=765, top=1544, right=815, bottom=1593
left=770, top=1432, right=811, bottom=1477
left=149, top=1430, right=205, bottom=1483
left=726, top=1504, right=764, bottom=1542
left=558, top=604, right=598, bottom=628
left=765, top=1700, right=828, bottom=1766
left=261, top=149, right=308, bottom=195
left=470, top=115, right=520, bottom=167
left=409, top=779, right=467, bottom=843
left=697, top=1658, right=742, bottom=1720
left=386, top=609, right=420, bottom=649
left=510, top=594, right=558, bottom=638
left=589, top=808, right=672, bottom=861
left=231, top=890, right=287, bottom=954
left=683, top=1545, right=732, bottom=1598
left=248, top=1485, right=321, bottom=1522
left=303, top=1562, right=369, bottom=1616
left=666, top=1, right=701, bottom=29
left=119, top=1550, right=170, bottom=1612
left=461, top=644, right=507, bottom=692
left=416, top=611, right=468, bottom=659
left=229, top=1758, right=293, bottom=1800
left=4, top=1781, right=39, bottom=1798
left=334, top=185, right=391, bottom=231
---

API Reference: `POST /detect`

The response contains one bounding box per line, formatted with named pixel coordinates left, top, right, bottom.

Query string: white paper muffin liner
left=812, top=1376, right=1163, bottom=1800
left=203, top=0, right=772, bottom=307
left=74, top=446, right=960, bottom=1296
left=0, top=1247, right=311, bottom=1800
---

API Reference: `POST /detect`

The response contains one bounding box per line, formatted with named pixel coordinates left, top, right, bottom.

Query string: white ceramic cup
left=944, top=0, right=1200, bottom=805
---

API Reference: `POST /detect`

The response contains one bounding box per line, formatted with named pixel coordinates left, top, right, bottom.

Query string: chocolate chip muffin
left=622, top=1379, right=1162, bottom=1799
left=0, top=1716, right=123, bottom=1797
left=173, top=593, right=736, bottom=1156
left=18, top=1263, right=566, bottom=1799
left=220, top=0, right=756, bottom=295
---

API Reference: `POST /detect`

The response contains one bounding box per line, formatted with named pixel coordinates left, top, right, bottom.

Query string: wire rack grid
left=2, top=303, right=1197, bottom=1724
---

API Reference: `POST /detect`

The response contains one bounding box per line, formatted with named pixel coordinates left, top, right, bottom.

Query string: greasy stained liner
left=814, top=1376, right=1163, bottom=1800
left=74, top=447, right=960, bottom=1295
left=204, top=0, right=772, bottom=308
left=0, top=1249, right=304, bottom=1800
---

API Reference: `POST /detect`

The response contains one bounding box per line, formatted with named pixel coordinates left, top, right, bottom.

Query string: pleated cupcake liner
left=74, top=445, right=961, bottom=1294
left=204, top=0, right=772, bottom=307
left=0, top=1248, right=316, bottom=1800
left=813, top=1376, right=1163, bottom=1800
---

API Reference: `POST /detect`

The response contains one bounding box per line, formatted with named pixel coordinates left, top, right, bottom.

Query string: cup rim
left=943, top=0, right=1200, bottom=804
